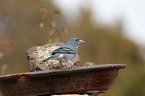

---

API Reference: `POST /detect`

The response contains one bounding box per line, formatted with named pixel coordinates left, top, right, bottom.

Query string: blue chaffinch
left=42, top=38, right=85, bottom=64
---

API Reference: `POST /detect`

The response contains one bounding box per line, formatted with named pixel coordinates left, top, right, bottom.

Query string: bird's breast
left=64, top=54, right=76, bottom=60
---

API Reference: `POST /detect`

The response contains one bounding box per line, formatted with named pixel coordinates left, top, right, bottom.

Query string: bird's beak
left=79, top=39, right=85, bottom=44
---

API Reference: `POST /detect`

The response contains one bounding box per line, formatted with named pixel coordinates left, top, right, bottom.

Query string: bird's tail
left=41, top=56, right=55, bottom=62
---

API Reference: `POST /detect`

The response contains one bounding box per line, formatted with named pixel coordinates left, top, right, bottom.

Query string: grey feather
left=42, top=38, right=85, bottom=63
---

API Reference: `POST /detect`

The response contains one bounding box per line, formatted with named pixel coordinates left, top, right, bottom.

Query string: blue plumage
left=42, top=38, right=84, bottom=63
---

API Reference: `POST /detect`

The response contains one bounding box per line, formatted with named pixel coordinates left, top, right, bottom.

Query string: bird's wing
left=51, top=47, right=76, bottom=55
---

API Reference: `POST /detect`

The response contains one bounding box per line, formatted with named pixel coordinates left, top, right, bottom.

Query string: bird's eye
left=75, top=39, right=79, bottom=41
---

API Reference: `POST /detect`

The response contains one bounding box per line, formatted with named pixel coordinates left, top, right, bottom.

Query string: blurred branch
left=40, top=8, right=67, bottom=41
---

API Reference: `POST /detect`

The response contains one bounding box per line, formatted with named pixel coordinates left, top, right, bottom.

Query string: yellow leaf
left=53, top=10, right=61, bottom=15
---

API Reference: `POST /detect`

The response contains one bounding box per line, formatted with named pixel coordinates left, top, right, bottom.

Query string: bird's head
left=66, top=38, right=85, bottom=46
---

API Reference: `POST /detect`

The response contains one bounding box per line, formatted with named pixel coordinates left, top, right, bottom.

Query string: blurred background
left=0, top=0, right=145, bottom=96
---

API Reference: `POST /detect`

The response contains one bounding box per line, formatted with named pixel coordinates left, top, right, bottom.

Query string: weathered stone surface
left=26, top=42, right=80, bottom=72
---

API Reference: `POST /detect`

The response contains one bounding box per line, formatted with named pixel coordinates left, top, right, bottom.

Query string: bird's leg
left=70, top=63, right=78, bottom=69
left=74, top=63, right=78, bottom=67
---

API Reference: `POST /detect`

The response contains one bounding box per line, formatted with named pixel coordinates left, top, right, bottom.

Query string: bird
left=42, top=38, right=85, bottom=65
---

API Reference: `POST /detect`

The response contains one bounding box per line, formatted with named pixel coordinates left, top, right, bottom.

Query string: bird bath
left=0, top=64, right=126, bottom=96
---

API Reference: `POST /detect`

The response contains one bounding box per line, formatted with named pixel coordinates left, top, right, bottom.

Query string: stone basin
left=0, top=64, right=126, bottom=96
